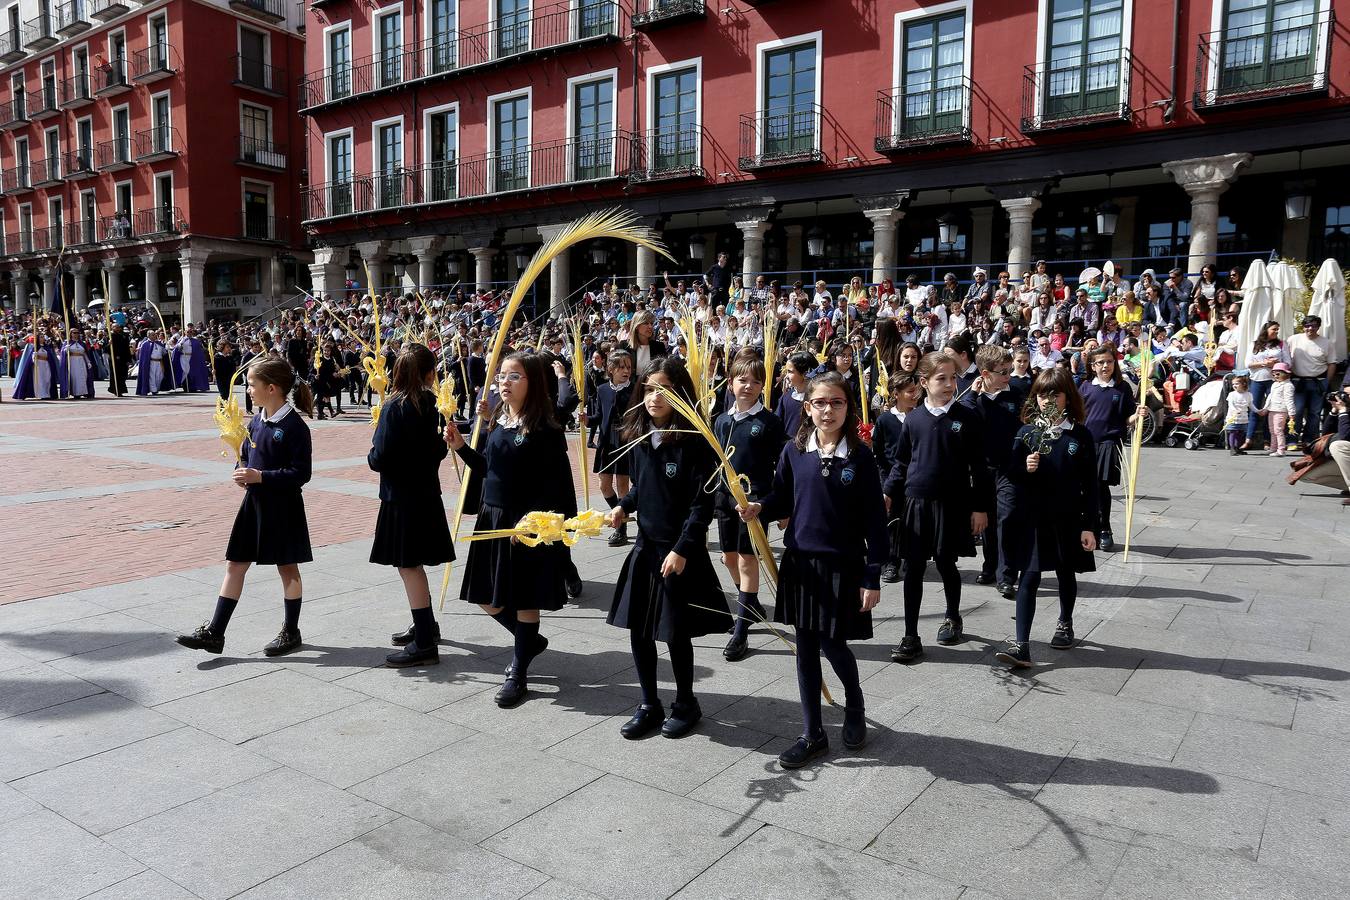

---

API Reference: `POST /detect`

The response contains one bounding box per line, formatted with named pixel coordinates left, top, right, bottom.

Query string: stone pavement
left=2, top=381, right=1350, bottom=899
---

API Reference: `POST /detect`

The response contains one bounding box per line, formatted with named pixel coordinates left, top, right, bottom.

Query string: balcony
left=229, top=0, right=285, bottom=23
left=95, top=137, right=134, bottom=171
left=240, top=212, right=284, bottom=242
left=1021, top=47, right=1132, bottom=133
left=632, top=0, right=704, bottom=29
left=61, top=73, right=93, bottom=107
left=0, top=29, right=23, bottom=63
left=26, top=85, right=60, bottom=121
left=65, top=218, right=99, bottom=247
left=22, top=13, right=57, bottom=50
left=131, top=43, right=178, bottom=82
left=0, top=99, right=28, bottom=130
left=629, top=126, right=706, bottom=183
left=2, top=165, right=31, bottom=194
left=302, top=178, right=364, bottom=220
left=232, top=54, right=285, bottom=95
left=27, top=224, right=60, bottom=255
left=100, top=206, right=185, bottom=242
left=134, top=126, right=180, bottom=161
left=874, top=77, right=973, bottom=152
left=738, top=104, right=823, bottom=171
left=89, top=0, right=130, bottom=21
left=30, top=156, right=61, bottom=188
left=299, top=1, right=621, bottom=113
left=56, top=0, right=91, bottom=35
left=1194, top=10, right=1333, bottom=110
left=237, top=134, right=286, bottom=170
left=62, top=148, right=96, bottom=179
left=94, top=60, right=131, bottom=95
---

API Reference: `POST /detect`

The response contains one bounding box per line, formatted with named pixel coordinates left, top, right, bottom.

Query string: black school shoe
left=662, top=699, right=703, bottom=738
left=842, top=706, right=867, bottom=750
left=881, top=563, right=900, bottom=584
left=778, top=733, right=829, bottom=769
left=975, top=572, right=997, bottom=585
left=495, top=675, right=528, bottom=708
left=620, top=704, right=665, bottom=740
left=995, top=639, right=1032, bottom=668
left=936, top=616, right=964, bottom=645
left=263, top=626, right=302, bottom=657
left=565, top=573, right=584, bottom=599
left=385, top=643, right=440, bottom=667
left=891, top=635, right=923, bottom=662
left=176, top=623, right=224, bottom=654
left=997, top=581, right=1016, bottom=600
left=1050, top=620, right=1075, bottom=649
left=391, top=623, right=442, bottom=647
left=723, top=632, right=749, bottom=661
left=1099, top=531, right=1115, bottom=552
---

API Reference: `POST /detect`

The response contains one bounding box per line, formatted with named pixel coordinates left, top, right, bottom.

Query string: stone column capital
left=462, top=231, right=497, bottom=251
left=861, top=207, right=904, bottom=230
left=311, top=245, right=347, bottom=266
left=1163, top=153, right=1252, bottom=197
left=856, top=190, right=911, bottom=217
left=138, top=253, right=161, bottom=268
left=536, top=223, right=569, bottom=242
left=999, top=196, right=1042, bottom=221
left=407, top=236, right=444, bottom=255
left=988, top=180, right=1055, bottom=203
left=735, top=219, right=772, bottom=239
left=469, top=246, right=498, bottom=260
left=355, top=239, right=390, bottom=262
left=179, top=248, right=209, bottom=268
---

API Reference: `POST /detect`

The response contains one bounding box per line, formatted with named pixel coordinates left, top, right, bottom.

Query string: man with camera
left=1301, top=373, right=1350, bottom=501
left=1286, top=315, right=1336, bottom=450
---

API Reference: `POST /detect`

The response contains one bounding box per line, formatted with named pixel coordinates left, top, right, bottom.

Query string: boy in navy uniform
left=970, top=345, right=1026, bottom=598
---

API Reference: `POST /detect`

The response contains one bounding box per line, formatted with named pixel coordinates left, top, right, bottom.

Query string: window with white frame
left=11, top=73, right=25, bottom=118
left=18, top=203, right=32, bottom=253
left=1042, top=0, right=1124, bottom=120
left=327, top=25, right=351, bottom=101
left=79, top=188, right=95, bottom=244
left=42, top=126, right=58, bottom=181
left=570, top=73, right=614, bottom=180
left=40, top=59, right=56, bottom=110
left=1215, top=0, right=1321, bottom=96
left=897, top=6, right=967, bottom=138
left=496, top=0, right=529, bottom=58
left=375, top=119, right=403, bottom=208
left=491, top=92, right=529, bottom=191
left=327, top=131, right=352, bottom=214
left=650, top=61, right=699, bottom=173
left=76, top=116, right=92, bottom=168
left=429, top=0, right=456, bottom=73
left=759, top=37, right=819, bottom=159
left=426, top=104, right=457, bottom=201
left=151, top=93, right=170, bottom=152
left=375, top=7, right=402, bottom=88
left=149, top=14, right=169, bottom=70
left=15, top=135, right=28, bottom=187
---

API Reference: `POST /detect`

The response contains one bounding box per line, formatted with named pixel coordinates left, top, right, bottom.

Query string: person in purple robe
left=136, top=330, right=174, bottom=396
left=12, top=334, right=61, bottom=400
left=59, top=329, right=97, bottom=399
left=171, top=326, right=211, bottom=392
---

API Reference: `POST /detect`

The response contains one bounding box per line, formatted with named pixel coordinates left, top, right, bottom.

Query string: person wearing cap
left=1286, top=315, right=1335, bottom=449
left=1259, top=362, right=1296, bottom=456
left=965, top=268, right=992, bottom=307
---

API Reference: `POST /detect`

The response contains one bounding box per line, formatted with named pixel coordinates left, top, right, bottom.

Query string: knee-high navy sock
left=795, top=629, right=825, bottom=738
left=603, top=493, right=619, bottom=509
left=410, top=605, right=437, bottom=650
left=902, top=559, right=927, bottom=637
left=489, top=609, right=517, bottom=635
left=512, top=619, right=540, bottom=679
left=935, top=556, right=962, bottom=619
left=210, top=596, right=238, bottom=635
left=667, top=636, right=696, bottom=706
left=1014, top=570, right=1043, bottom=643
left=1057, top=569, right=1078, bottom=624
left=630, top=633, right=660, bottom=706
left=731, top=590, right=759, bottom=639
left=820, top=635, right=863, bottom=710
left=284, top=597, right=301, bottom=631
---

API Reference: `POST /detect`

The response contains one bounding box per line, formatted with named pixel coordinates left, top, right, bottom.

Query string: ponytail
left=291, top=380, right=315, bottom=417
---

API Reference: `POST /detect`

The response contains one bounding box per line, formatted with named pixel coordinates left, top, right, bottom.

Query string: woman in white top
left=1028, top=291, right=1056, bottom=334
left=1245, top=320, right=1288, bottom=449
left=946, top=300, right=967, bottom=338
left=812, top=280, right=833, bottom=312
left=706, top=314, right=726, bottom=348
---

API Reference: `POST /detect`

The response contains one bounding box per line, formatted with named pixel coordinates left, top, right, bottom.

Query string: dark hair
left=620, top=357, right=701, bottom=443
left=874, top=318, right=903, bottom=371
left=793, top=370, right=861, bottom=453
left=887, top=370, right=920, bottom=398
left=390, top=343, right=437, bottom=414
left=248, top=356, right=315, bottom=417
left=1023, top=366, right=1086, bottom=424
left=1253, top=320, right=1282, bottom=355
left=487, top=351, right=558, bottom=435
left=1088, top=343, right=1125, bottom=386
left=786, top=350, right=816, bottom=376
left=895, top=341, right=922, bottom=373
left=944, top=333, right=974, bottom=362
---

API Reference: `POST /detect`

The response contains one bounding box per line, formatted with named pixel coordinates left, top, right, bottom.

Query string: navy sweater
left=713, top=406, right=787, bottom=498
left=595, top=381, right=634, bottom=450
left=242, top=408, right=312, bottom=495
left=972, top=386, right=1027, bottom=476
left=886, top=403, right=991, bottom=512
left=774, top=389, right=804, bottom=438
left=456, top=422, right=577, bottom=519
left=1078, top=380, right=1134, bottom=442
left=619, top=435, right=718, bottom=559
left=871, top=409, right=906, bottom=497
left=1009, top=422, right=1101, bottom=534
left=759, top=441, right=890, bottom=589
left=368, top=391, right=448, bottom=502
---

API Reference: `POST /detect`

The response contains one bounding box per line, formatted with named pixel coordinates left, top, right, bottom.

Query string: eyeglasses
left=495, top=372, right=524, bottom=384
left=808, top=399, right=847, bottom=411
left=988, top=368, right=1012, bottom=376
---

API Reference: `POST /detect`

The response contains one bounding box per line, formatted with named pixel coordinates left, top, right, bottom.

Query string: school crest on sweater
left=664, top=462, right=679, bottom=479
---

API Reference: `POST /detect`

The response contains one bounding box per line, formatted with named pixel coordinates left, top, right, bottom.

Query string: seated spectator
left=1031, top=335, right=1063, bottom=371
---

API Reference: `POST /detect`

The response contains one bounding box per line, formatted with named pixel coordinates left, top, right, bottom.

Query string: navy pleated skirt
left=1096, top=439, right=1123, bottom=486
left=370, top=496, right=455, bottom=569
left=899, top=496, right=975, bottom=561
left=226, top=490, right=312, bottom=566
left=774, top=549, right=873, bottom=641
left=459, top=503, right=567, bottom=612
left=608, top=541, right=730, bottom=642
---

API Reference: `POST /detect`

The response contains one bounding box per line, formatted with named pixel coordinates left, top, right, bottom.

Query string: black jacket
left=368, top=391, right=448, bottom=502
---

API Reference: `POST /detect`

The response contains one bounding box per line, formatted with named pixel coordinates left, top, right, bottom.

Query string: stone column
left=970, top=206, right=995, bottom=270
left=735, top=217, right=772, bottom=282
left=1108, top=196, right=1139, bottom=264
left=40, top=266, right=57, bottom=313
left=139, top=254, right=160, bottom=315
left=355, top=239, right=390, bottom=294
left=308, top=246, right=346, bottom=299
left=11, top=268, right=27, bottom=313
left=536, top=223, right=570, bottom=317
left=1162, top=153, right=1251, bottom=280
left=784, top=224, right=803, bottom=274
left=469, top=247, right=497, bottom=293
left=408, top=236, right=444, bottom=291
left=178, top=248, right=208, bottom=325
left=857, top=192, right=909, bottom=285
left=104, top=262, right=123, bottom=310
left=1000, top=198, right=1041, bottom=278
left=71, top=262, right=89, bottom=311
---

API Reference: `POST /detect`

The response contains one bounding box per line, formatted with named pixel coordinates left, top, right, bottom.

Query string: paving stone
left=81, top=870, right=199, bottom=900
left=1102, top=833, right=1345, bottom=900
left=243, top=698, right=473, bottom=788
left=430, top=681, right=633, bottom=750
left=0, top=692, right=181, bottom=781
left=1257, top=787, right=1350, bottom=882
left=1117, top=663, right=1298, bottom=728
left=1, top=611, right=175, bottom=663
left=1175, top=713, right=1350, bottom=800
left=332, top=647, right=506, bottom=714
left=350, top=733, right=602, bottom=844
left=0, top=782, right=42, bottom=823
left=0, top=595, right=108, bottom=631
left=999, top=685, right=1195, bottom=761
left=154, top=668, right=368, bottom=744
left=11, top=726, right=277, bottom=835
left=235, top=816, right=547, bottom=899
left=63, top=573, right=209, bottom=612
left=102, top=767, right=397, bottom=900
left=0, top=811, right=145, bottom=900
left=488, top=775, right=750, bottom=900
left=0, top=663, right=105, bottom=718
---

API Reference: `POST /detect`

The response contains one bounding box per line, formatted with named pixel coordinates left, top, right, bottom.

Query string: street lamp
left=128, top=285, right=141, bottom=304
left=937, top=211, right=960, bottom=247
left=806, top=225, right=826, bottom=259
left=513, top=245, right=531, bottom=270
left=343, top=262, right=359, bottom=283
left=392, top=254, right=410, bottom=281
left=165, top=281, right=178, bottom=299
left=589, top=242, right=609, bottom=266
left=687, top=232, right=706, bottom=262
left=1284, top=185, right=1312, bottom=221
left=1095, top=200, right=1121, bottom=237
left=445, top=255, right=461, bottom=278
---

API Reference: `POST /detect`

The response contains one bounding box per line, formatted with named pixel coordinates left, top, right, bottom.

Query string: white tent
left=1234, top=258, right=1274, bottom=370
left=1308, top=258, right=1347, bottom=365
left=1268, top=261, right=1304, bottom=340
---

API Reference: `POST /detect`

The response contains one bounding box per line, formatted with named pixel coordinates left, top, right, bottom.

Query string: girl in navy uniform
left=774, top=350, right=814, bottom=438
left=740, top=371, right=888, bottom=769
left=873, top=371, right=923, bottom=583
left=1077, top=344, right=1134, bottom=551
left=177, top=358, right=315, bottom=656
left=370, top=344, right=455, bottom=668
left=315, top=340, right=344, bottom=419
left=589, top=350, right=635, bottom=547
left=606, top=357, right=729, bottom=740
left=996, top=367, right=1099, bottom=667
left=889, top=352, right=990, bottom=663
left=446, top=352, right=577, bottom=707
left=714, top=350, right=787, bottom=662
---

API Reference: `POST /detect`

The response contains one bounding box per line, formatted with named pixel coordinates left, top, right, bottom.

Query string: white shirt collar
left=925, top=398, right=955, bottom=417
left=496, top=410, right=523, bottom=428
left=610, top=379, right=630, bottom=391
left=648, top=426, right=665, bottom=448
left=806, top=430, right=849, bottom=459
left=790, top=387, right=805, bottom=401
left=732, top=401, right=764, bottom=421
left=1091, top=377, right=1113, bottom=388
left=891, top=405, right=908, bottom=421
left=263, top=403, right=294, bottom=424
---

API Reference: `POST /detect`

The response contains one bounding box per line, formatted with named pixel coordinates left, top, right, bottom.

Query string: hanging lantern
left=937, top=211, right=959, bottom=247
left=1284, top=187, right=1312, bottom=222
left=687, top=232, right=706, bottom=262
left=445, top=255, right=461, bottom=277
left=1095, top=200, right=1121, bottom=237
left=806, top=225, right=826, bottom=259
left=513, top=245, right=531, bottom=270
left=589, top=242, right=609, bottom=266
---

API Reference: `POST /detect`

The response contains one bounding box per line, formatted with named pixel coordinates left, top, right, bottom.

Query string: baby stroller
left=1163, top=373, right=1234, bottom=450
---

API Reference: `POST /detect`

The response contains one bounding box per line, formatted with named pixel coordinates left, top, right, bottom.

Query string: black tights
left=1098, top=483, right=1113, bottom=533
left=1013, top=569, right=1078, bottom=642
left=631, top=633, right=695, bottom=708
left=902, top=555, right=962, bottom=637
left=795, top=629, right=863, bottom=738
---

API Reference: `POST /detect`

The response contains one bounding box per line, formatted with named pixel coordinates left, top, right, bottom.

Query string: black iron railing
left=30, top=156, right=61, bottom=185
left=100, top=206, right=184, bottom=242
left=26, top=83, right=59, bottom=118
left=238, top=134, right=286, bottom=168
left=874, top=77, right=973, bottom=151
left=230, top=0, right=286, bottom=20
left=1193, top=10, right=1333, bottom=109
left=131, top=42, right=178, bottom=79
left=0, top=29, right=22, bottom=62
left=1021, top=47, right=1131, bottom=133
left=62, top=72, right=93, bottom=105
left=95, top=136, right=134, bottom=168
left=240, top=212, right=284, bottom=241
left=632, top=0, right=704, bottom=28
left=65, top=218, right=99, bottom=246
left=134, top=125, right=180, bottom=158
left=94, top=58, right=130, bottom=93
left=738, top=104, right=823, bottom=170
left=233, top=54, right=285, bottom=93
left=56, top=0, right=91, bottom=34
left=21, top=11, right=56, bottom=48
left=62, top=147, right=95, bottom=176
left=629, top=126, right=705, bottom=182
left=1, top=165, right=31, bottom=193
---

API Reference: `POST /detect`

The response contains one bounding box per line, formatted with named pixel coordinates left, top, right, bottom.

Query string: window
left=327, top=131, right=352, bottom=214
left=429, top=0, right=456, bottom=73
left=72, top=46, right=89, bottom=98
left=426, top=104, right=457, bottom=201
left=243, top=184, right=270, bottom=239
left=571, top=74, right=613, bottom=180
left=80, top=189, right=95, bottom=244
left=112, top=106, right=130, bottom=160
left=43, top=126, right=57, bottom=180
left=115, top=180, right=131, bottom=219
left=576, top=0, right=614, bottom=39
left=149, top=14, right=168, bottom=70
left=151, top=93, right=170, bottom=151
left=327, top=26, right=351, bottom=100
left=496, top=0, right=528, bottom=58
left=40, top=60, right=56, bottom=110
left=11, top=73, right=24, bottom=118
left=1146, top=219, right=1190, bottom=259
left=375, top=119, right=402, bottom=208
left=1217, top=0, right=1318, bottom=94
left=376, top=9, right=401, bottom=88
left=651, top=63, right=698, bottom=172
left=154, top=172, right=172, bottom=231
left=76, top=116, right=91, bottom=167
left=761, top=40, right=817, bottom=158
left=14, top=136, right=28, bottom=187
left=18, top=203, right=31, bottom=253
left=491, top=92, right=529, bottom=191
left=47, top=197, right=62, bottom=237
left=238, top=28, right=268, bottom=88
left=109, top=30, right=126, bottom=82
left=1043, top=0, right=1123, bottom=120
left=900, top=9, right=965, bottom=137
left=241, top=103, right=270, bottom=161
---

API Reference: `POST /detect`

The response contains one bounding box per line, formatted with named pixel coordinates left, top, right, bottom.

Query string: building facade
left=0, top=0, right=309, bottom=323
left=299, top=0, right=1350, bottom=309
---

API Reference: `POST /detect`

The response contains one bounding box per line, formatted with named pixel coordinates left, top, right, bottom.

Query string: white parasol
left=1267, top=261, right=1303, bottom=340
left=1233, top=258, right=1274, bottom=370
left=1308, top=258, right=1347, bottom=364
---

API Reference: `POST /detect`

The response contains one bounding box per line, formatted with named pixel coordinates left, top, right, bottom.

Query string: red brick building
left=299, top=0, right=1350, bottom=310
left=0, top=0, right=308, bottom=323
